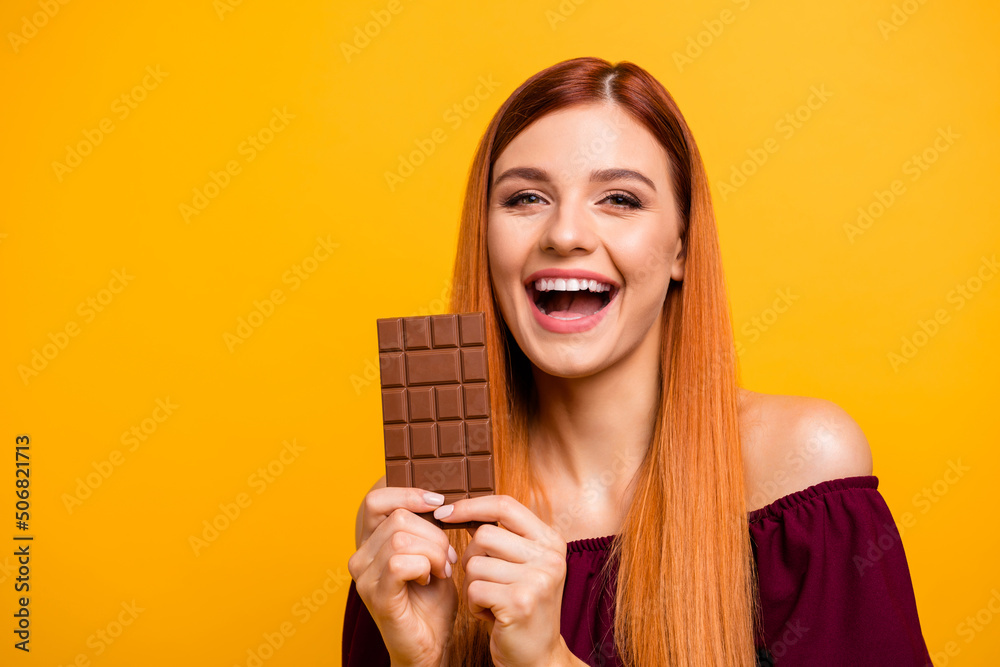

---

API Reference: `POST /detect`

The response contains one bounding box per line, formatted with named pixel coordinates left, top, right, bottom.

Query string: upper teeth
left=534, top=278, right=612, bottom=292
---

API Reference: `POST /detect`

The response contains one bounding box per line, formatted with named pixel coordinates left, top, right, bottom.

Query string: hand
left=433, top=495, right=574, bottom=667
left=348, top=487, right=459, bottom=667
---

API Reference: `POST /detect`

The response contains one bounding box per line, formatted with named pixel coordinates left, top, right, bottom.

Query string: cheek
left=486, top=223, right=521, bottom=309
left=486, top=217, right=503, bottom=265
left=618, top=234, right=676, bottom=294
left=486, top=228, right=504, bottom=288
left=486, top=221, right=523, bottom=282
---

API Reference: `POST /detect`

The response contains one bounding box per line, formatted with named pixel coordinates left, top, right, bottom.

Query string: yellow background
left=2, top=0, right=998, bottom=665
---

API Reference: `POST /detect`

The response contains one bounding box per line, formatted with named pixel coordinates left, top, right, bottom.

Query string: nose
left=539, top=198, right=598, bottom=256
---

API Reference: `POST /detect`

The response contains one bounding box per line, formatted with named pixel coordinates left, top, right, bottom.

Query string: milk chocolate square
left=378, top=313, right=495, bottom=530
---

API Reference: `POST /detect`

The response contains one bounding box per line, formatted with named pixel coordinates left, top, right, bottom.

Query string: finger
left=465, top=578, right=509, bottom=622
left=356, top=508, right=455, bottom=580
left=462, top=523, right=540, bottom=565
left=463, top=553, right=521, bottom=585
left=360, top=486, right=447, bottom=545
left=379, top=553, right=435, bottom=592
left=434, top=495, right=560, bottom=545
left=371, top=515, right=452, bottom=579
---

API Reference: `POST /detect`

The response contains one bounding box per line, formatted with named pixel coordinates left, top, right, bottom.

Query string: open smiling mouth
left=527, top=278, right=619, bottom=321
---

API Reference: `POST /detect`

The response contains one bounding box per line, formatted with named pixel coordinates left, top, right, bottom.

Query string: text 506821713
left=14, top=434, right=32, bottom=652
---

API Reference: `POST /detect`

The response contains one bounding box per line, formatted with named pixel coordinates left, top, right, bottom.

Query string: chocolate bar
left=377, top=312, right=495, bottom=530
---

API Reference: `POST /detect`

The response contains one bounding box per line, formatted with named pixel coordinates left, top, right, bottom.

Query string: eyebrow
left=491, top=166, right=657, bottom=192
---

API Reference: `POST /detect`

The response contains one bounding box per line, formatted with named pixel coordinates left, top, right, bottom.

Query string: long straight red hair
left=445, top=57, right=759, bottom=666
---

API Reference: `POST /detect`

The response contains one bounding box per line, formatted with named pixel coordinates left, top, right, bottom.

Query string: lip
left=523, top=268, right=621, bottom=334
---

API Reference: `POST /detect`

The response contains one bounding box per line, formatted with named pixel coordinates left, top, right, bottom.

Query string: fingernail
left=448, top=545, right=458, bottom=564
left=423, top=492, right=445, bottom=505
left=444, top=561, right=452, bottom=577
left=433, top=504, right=454, bottom=520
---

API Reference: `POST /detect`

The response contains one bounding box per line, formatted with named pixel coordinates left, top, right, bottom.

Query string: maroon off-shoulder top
left=342, top=475, right=932, bottom=666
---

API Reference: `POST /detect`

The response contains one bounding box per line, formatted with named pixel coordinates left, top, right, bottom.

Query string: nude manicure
left=423, top=492, right=445, bottom=505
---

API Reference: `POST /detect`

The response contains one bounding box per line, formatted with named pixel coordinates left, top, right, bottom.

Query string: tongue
left=546, top=291, right=605, bottom=319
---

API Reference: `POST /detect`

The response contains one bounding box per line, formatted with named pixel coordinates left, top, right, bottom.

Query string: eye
left=602, top=191, right=644, bottom=210
left=500, top=191, right=546, bottom=207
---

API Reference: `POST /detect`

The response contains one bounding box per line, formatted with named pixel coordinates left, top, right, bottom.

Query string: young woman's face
left=487, top=102, right=685, bottom=378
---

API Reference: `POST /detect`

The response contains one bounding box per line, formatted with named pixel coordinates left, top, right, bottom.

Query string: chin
left=525, top=343, right=610, bottom=380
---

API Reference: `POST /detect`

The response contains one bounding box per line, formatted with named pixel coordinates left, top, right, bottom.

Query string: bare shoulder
left=354, top=474, right=386, bottom=549
left=738, top=388, right=873, bottom=512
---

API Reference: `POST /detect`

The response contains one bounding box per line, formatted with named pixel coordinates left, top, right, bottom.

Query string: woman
left=344, top=57, right=931, bottom=666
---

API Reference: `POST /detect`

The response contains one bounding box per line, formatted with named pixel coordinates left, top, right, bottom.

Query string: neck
left=527, top=318, right=662, bottom=508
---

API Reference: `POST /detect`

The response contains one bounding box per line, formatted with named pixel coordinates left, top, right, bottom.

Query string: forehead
left=492, top=102, right=671, bottom=185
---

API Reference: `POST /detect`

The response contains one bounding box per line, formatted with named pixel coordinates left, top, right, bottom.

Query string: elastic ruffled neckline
left=747, top=474, right=878, bottom=523
left=566, top=534, right=616, bottom=553
left=565, top=475, right=879, bottom=553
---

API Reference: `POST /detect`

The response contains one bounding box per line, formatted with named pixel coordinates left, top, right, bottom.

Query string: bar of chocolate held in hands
left=377, top=312, right=495, bottom=530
